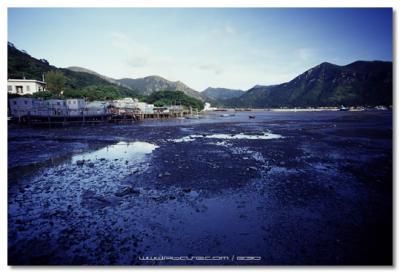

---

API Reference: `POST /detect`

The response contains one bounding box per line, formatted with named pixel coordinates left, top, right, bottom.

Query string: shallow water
left=71, top=141, right=159, bottom=163
left=171, top=132, right=283, bottom=143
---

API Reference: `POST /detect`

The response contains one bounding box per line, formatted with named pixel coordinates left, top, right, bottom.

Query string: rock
left=183, top=188, right=191, bottom=193
left=115, top=186, right=140, bottom=197
left=151, top=196, right=165, bottom=202
left=76, top=160, right=85, bottom=166
left=99, top=158, right=106, bottom=161
left=88, top=162, right=95, bottom=168
left=158, top=173, right=163, bottom=178
left=164, top=171, right=171, bottom=176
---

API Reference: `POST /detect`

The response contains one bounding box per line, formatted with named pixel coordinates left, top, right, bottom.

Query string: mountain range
left=8, top=43, right=392, bottom=107
left=67, top=66, right=204, bottom=101
left=226, top=61, right=392, bottom=107
left=202, top=87, right=245, bottom=101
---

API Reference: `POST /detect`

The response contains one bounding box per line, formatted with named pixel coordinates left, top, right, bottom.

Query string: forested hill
left=225, top=61, right=392, bottom=108
left=7, top=43, right=138, bottom=98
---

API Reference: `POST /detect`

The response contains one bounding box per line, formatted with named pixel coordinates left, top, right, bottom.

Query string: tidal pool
left=171, top=132, right=283, bottom=143
left=71, top=141, right=159, bottom=163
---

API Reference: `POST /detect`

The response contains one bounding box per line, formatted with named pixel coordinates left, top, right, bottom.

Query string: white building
left=203, top=102, right=217, bottom=111
left=111, top=98, right=136, bottom=109
left=7, top=79, right=46, bottom=95
left=111, top=98, right=155, bottom=114
left=135, top=101, right=154, bottom=114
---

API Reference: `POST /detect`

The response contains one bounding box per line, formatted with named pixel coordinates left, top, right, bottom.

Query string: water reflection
left=71, top=141, right=159, bottom=163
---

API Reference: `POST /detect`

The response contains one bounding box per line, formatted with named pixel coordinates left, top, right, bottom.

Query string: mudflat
left=8, top=111, right=392, bottom=265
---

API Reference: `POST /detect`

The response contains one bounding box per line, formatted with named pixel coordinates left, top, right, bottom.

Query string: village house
left=66, top=99, right=85, bottom=116
left=109, top=98, right=156, bottom=114
left=8, top=96, right=183, bottom=121
left=135, top=101, right=155, bottom=114
left=8, top=97, right=35, bottom=117
left=7, top=79, right=46, bottom=95
left=85, top=101, right=109, bottom=116
left=46, top=99, right=69, bottom=116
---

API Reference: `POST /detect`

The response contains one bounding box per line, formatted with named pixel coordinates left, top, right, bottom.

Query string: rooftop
left=8, top=79, right=46, bottom=84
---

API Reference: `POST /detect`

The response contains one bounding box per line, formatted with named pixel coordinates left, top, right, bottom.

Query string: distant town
left=7, top=77, right=220, bottom=124
left=7, top=76, right=391, bottom=126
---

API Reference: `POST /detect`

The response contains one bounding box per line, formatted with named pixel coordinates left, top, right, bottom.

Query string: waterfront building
left=85, top=101, right=109, bottom=116
left=8, top=97, right=35, bottom=117
left=7, top=79, right=46, bottom=95
left=66, top=99, right=86, bottom=116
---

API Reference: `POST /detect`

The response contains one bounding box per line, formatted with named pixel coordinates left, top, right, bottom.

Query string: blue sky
left=8, top=8, right=392, bottom=91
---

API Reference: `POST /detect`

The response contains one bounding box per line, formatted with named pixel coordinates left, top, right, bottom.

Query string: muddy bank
left=8, top=111, right=392, bottom=265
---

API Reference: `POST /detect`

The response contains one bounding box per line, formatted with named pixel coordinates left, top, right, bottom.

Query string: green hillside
left=226, top=61, right=392, bottom=108
left=7, top=43, right=139, bottom=99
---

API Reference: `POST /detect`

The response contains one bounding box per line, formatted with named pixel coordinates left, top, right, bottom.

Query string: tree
left=45, top=70, right=67, bottom=96
left=63, top=85, right=122, bottom=101
left=32, top=91, right=55, bottom=100
left=145, top=90, right=204, bottom=110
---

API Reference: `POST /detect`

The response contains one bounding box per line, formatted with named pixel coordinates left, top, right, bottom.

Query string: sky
left=8, top=8, right=392, bottom=91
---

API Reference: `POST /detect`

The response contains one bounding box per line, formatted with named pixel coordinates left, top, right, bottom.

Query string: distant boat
left=349, top=106, right=365, bottom=112
left=375, top=105, right=388, bottom=111
left=249, top=115, right=256, bottom=119
left=339, top=105, right=349, bottom=111
left=220, top=114, right=230, bottom=117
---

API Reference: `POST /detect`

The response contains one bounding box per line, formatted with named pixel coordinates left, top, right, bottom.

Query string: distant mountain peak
left=201, top=87, right=245, bottom=102
left=117, top=75, right=203, bottom=100
left=228, top=60, right=392, bottom=108
left=318, top=61, right=335, bottom=67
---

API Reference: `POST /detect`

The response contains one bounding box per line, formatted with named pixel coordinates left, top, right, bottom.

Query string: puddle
left=71, top=141, right=159, bottom=163
left=171, top=132, right=283, bottom=143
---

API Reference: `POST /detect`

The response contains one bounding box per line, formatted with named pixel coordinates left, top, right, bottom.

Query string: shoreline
left=206, top=107, right=391, bottom=113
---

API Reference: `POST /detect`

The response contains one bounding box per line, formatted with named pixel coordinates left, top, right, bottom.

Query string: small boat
left=374, top=105, right=388, bottom=111
left=220, top=114, right=230, bottom=117
left=339, top=105, right=349, bottom=111
left=249, top=115, right=256, bottom=119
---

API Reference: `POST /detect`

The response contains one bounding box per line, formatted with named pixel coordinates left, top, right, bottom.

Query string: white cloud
left=126, top=56, right=148, bottom=68
left=198, top=62, right=224, bottom=75
left=297, top=48, right=315, bottom=61
left=109, top=31, right=171, bottom=70
left=210, top=21, right=237, bottom=36
left=224, top=23, right=236, bottom=35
